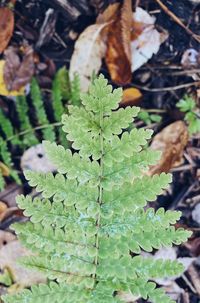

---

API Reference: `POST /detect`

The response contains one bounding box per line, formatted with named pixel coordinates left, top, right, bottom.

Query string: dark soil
left=0, top=0, right=200, bottom=302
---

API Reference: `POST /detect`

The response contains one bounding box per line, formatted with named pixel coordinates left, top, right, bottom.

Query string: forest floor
left=0, top=0, right=200, bottom=302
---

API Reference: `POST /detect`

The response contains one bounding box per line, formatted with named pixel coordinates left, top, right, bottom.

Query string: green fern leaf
left=31, top=78, right=55, bottom=142
left=0, top=109, right=19, bottom=145
left=16, top=96, right=38, bottom=147
left=3, top=75, right=192, bottom=303
left=70, top=73, right=81, bottom=106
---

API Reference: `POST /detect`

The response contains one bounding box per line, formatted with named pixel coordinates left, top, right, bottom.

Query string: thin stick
left=6, top=122, right=62, bottom=142
left=154, top=0, right=200, bottom=43
left=131, top=81, right=200, bottom=92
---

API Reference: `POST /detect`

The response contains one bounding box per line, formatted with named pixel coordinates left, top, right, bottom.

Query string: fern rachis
left=3, top=75, right=192, bottom=303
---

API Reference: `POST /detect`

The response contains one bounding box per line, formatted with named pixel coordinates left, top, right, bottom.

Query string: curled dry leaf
left=0, top=6, right=14, bottom=54
left=131, top=7, right=168, bottom=72
left=0, top=60, right=24, bottom=96
left=192, top=203, right=200, bottom=225
left=0, top=162, right=10, bottom=176
left=120, top=87, right=142, bottom=107
left=0, top=230, right=16, bottom=249
left=96, top=3, right=120, bottom=24
left=105, top=0, right=132, bottom=85
left=21, top=144, right=57, bottom=172
left=149, top=121, right=189, bottom=175
left=0, top=240, right=46, bottom=286
left=3, top=45, right=35, bottom=92
left=69, top=23, right=107, bottom=92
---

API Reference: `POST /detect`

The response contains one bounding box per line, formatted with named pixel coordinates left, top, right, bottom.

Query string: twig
left=6, top=122, right=62, bottom=142
left=154, top=0, right=200, bottom=43
left=131, top=81, right=200, bottom=92
left=182, top=274, right=197, bottom=294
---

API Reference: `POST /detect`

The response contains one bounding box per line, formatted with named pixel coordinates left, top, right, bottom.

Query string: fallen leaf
left=192, top=203, right=200, bottom=224
left=0, top=201, right=8, bottom=215
left=185, top=237, right=200, bottom=257
left=105, top=0, right=132, bottom=85
left=0, top=240, right=46, bottom=286
left=0, top=6, right=15, bottom=54
left=96, top=3, right=120, bottom=24
left=131, top=7, right=168, bottom=72
left=149, top=121, right=189, bottom=175
left=3, top=45, right=35, bottom=91
left=0, top=183, right=23, bottom=208
left=69, top=23, right=107, bottom=92
left=0, top=230, right=16, bottom=249
left=21, top=144, right=57, bottom=172
left=120, top=87, right=142, bottom=107
left=0, top=60, right=24, bottom=96
left=0, top=162, right=10, bottom=176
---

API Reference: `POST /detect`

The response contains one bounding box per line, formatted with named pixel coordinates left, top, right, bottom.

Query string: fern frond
left=52, top=70, right=66, bottom=146
left=0, top=109, right=18, bottom=145
left=0, top=138, right=20, bottom=184
left=16, top=96, right=38, bottom=147
left=104, top=173, right=172, bottom=210
left=43, top=141, right=100, bottom=185
left=2, top=282, right=89, bottom=303
left=16, top=195, right=72, bottom=227
left=24, top=171, right=98, bottom=209
left=0, top=170, right=5, bottom=190
left=4, top=75, right=192, bottom=303
left=70, top=73, right=81, bottom=106
left=55, top=67, right=71, bottom=101
left=31, top=78, right=55, bottom=142
left=13, top=221, right=94, bottom=258
left=18, top=254, right=95, bottom=285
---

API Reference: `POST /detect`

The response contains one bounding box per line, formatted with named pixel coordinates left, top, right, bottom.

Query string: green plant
left=0, top=68, right=81, bottom=190
left=138, top=110, right=162, bottom=125
left=3, top=75, right=191, bottom=303
left=177, top=95, right=200, bottom=134
left=15, top=95, right=39, bottom=147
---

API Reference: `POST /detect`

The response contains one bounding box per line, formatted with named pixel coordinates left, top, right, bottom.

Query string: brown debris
left=149, top=121, right=189, bottom=175
left=105, top=0, right=132, bottom=85
left=0, top=6, right=14, bottom=54
left=3, top=45, right=35, bottom=91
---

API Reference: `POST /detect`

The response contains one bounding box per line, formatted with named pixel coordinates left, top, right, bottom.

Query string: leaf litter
left=0, top=0, right=199, bottom=301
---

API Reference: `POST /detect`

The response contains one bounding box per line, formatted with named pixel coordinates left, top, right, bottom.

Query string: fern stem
left=93, top=106, right=104, bottom=281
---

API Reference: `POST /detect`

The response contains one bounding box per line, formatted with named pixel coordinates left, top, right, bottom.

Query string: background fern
left=0, top=68, right=81, bottom=190
left=3, top=75, right=192, bottom=303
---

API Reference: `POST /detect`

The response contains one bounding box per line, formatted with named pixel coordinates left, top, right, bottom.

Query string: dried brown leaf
left=69, top=23, right=107, bottom=92
left=105, top=0, right=132, bottom=85
left=0, top=7, right=14, bottom=54
left=96, top=3, right=120, bottom=24
left=120, top=87, right=142, bottom=107
left=0, top=162, right=10, bottom=176
left=3, top=45, right=35, bottom=91
left=149, top=121, right=189, bottom=175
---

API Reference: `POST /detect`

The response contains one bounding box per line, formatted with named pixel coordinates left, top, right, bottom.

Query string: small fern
left=0, top=138, right=20, bottom=185
left=0, top=109, right=19, bottom=145
left=0, top=68, right=79, bottom=190
left=52, top=69, right=67, bottom=146
left=16, top=95, right=39, bottom=147
left=30, top=78, right=56, bottom=142
left=3, top=75, right=191, bottom=303
left=70, top=73, right=81, bottom=106
left=177, top=95, right=200, bottom=134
